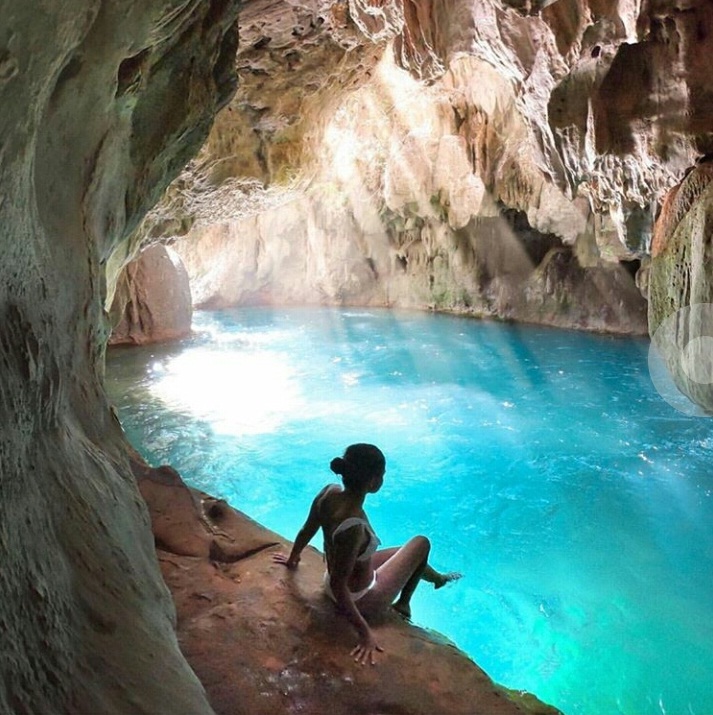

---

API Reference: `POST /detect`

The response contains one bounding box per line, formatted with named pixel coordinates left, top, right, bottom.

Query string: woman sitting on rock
left=273, top=443, right=460, bottom=665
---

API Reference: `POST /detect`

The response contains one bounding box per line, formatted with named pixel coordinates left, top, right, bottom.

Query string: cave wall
left=132, top=0, right=713, bottom=340
left=648, top=160, right=713, bottom=413
left=109, top=245, right=193, bottom=345
left=172, top=42, right=647, bottom=333
left=3, top=0, right=713, bottom=709
left=0, top=0, right=239, bottom=711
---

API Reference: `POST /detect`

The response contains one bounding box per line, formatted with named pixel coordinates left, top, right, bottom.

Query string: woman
left=273, top=443, right=460, bottom=665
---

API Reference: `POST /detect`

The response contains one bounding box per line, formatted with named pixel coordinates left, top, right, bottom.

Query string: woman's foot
left=392, top=599, right=412, bottom=621
left=432, top=571, right=462, bottom=590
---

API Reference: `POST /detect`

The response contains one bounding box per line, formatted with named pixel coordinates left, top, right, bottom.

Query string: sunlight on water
left=106, top=307, right=713, bottom=715
left=151, top=348, right=303, bottom=435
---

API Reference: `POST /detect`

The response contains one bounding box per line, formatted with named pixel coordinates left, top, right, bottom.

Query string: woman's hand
left=272, top=552, right=300, bottom=569
left=350, top=632, right=384, bottom=665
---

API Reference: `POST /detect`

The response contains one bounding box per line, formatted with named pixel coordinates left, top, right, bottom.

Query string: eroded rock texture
left=648, top=161, right=713, bottom=412
left=138, top=0, right=713, bottom=336
left=169, top=38, right=648, bottom=332
left=5, top=0, right=713, bottom=712
left=0, top=0, right=239, bottom=712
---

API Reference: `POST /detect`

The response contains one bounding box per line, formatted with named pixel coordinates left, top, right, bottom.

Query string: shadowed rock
left=0, top=0, right=240, bottom=712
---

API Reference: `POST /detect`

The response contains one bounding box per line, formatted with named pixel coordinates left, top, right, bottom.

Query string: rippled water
left=106, top=307, right=713, bottom=715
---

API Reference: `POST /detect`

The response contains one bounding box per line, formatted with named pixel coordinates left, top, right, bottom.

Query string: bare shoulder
left=313, top=483, right=341, bottom=511
left=315, top=482, right=341, bottom=500
left=318, top=484, right=360, bottom=530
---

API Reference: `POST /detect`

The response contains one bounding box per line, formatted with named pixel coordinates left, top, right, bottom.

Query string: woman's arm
left=329, top=527, right=383, bottom=664
left=273, top=485, right=331, bottom=568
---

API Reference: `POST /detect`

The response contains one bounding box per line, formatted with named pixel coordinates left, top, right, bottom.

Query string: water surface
left=106, top=307, right=713, bottom=715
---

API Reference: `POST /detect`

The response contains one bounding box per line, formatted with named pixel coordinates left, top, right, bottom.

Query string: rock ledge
left=135, top=461, right=562, bottom=715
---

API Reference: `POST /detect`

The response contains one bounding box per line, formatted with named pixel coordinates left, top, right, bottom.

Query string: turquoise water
left=106, top=307, right=713, bottom=715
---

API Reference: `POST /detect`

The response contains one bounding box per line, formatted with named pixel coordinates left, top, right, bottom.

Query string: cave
left=3, top=1, right=713, bottom=714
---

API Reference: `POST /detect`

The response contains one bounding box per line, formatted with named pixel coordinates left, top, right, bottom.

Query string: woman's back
left=318, top=485, right=377, bottom=587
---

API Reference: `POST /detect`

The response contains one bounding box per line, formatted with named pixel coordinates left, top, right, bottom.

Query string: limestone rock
left=110, top=244, right=193, bottom=345
left=173, top=43, right=647, bottom=333
left=175, top=194, right=647, bottom=334
left=382, top=130, right=486, bottom=231
left=6, top=0, right=713, bottom=711
left=0, top=0, right=239, bottom=712
left=130, top=0, right=388, bottom=251
left=135, top=462, right=561, bottom=715
left=164, top=1, right=685, bottom=333
left=648, top=162, right=713, bottom=412
left=519, top=246, right=647, bottom=333
left=140, top=1, right=713, bottom=341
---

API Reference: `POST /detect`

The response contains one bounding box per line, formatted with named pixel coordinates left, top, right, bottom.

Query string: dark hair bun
left=330, top=457, right=346, bottom=475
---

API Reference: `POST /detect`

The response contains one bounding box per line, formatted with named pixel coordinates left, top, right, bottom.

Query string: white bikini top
left=331, top=517, right=381, bottom=561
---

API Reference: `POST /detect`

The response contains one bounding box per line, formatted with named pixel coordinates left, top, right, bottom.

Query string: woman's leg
left=358, top=536, right=431, bottom=619
left=369, top=547, right=399, bottom=569
left=371, top=546, right=463, bottom=590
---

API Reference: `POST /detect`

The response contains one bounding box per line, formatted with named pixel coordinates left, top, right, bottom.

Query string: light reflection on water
left=106, top=307, right=713, bottom=715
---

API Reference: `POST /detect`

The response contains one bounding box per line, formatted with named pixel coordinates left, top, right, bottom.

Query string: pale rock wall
left=648, top=161, right=713, bottom=413
left=176, top=202, right=390, bottom=309
left=175, top=47, right=647, bottom=333
left=163, top=0, right=713, bottom=345
left=0, top=0, right=239, bottom=712
left=124, top=0, right=389, bottom=257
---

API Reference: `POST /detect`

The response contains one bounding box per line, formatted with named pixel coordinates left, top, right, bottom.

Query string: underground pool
left=105, top=307, right=713, bottom=715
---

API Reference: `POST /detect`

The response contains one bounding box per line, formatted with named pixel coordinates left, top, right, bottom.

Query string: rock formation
left=5, top=0, right=713, bottom=713
left=118, top=0, right=712, bottom=342
left=110, top=245, right=193, bottom=345
left=170, top=46, right=647, bottom=333
left=137, top=0, right=713, bottom=336
left=648, top=160, right=713, bottom=412
left=0, top=0, right=239, bottom=712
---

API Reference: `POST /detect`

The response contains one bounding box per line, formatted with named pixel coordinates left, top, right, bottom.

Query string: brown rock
left=109, top=244, right=193, bottom=345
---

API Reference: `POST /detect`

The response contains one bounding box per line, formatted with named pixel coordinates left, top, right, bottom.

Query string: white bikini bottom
left=323, top=570, right=377, bottom=602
